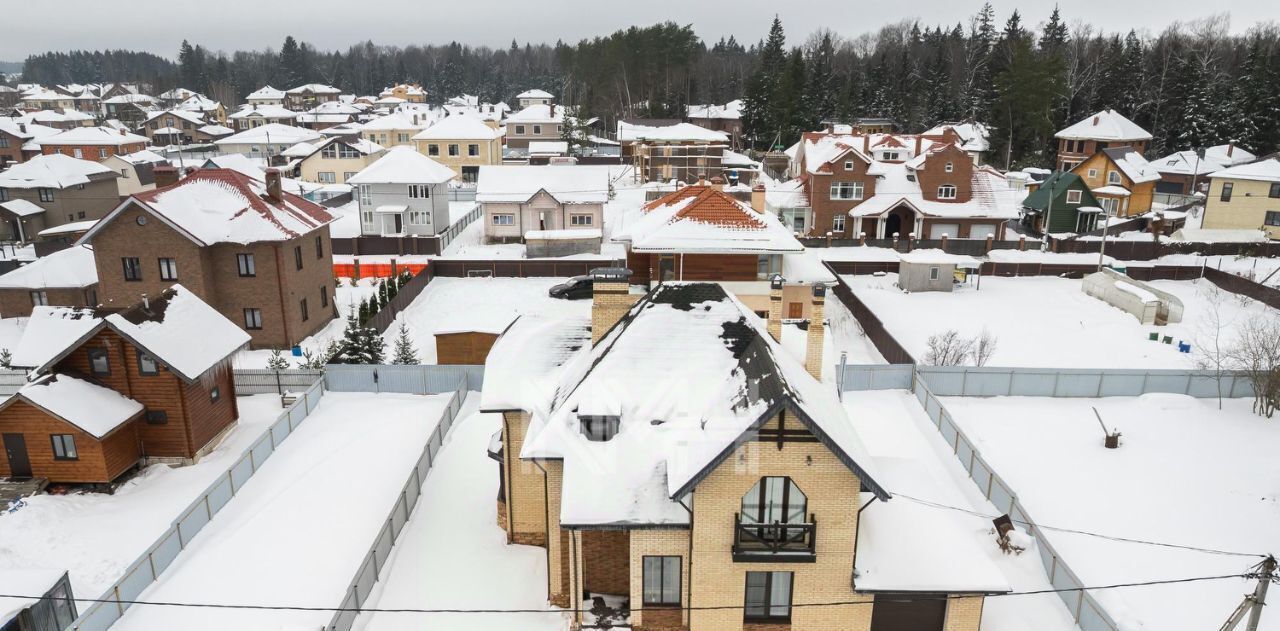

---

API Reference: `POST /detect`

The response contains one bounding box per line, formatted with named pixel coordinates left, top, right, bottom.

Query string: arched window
left=741, top=476, right=807, bottom=525
left=937, top=184, right=957, bottom=200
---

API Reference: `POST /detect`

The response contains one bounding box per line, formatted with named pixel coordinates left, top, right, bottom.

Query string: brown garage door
left=870, top=593, right=946, bottom=631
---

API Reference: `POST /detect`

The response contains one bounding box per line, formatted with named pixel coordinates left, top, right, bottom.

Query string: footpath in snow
left=0, top=395, right=283, bottom=599
left=355, top=406, right=565, bottom=631
left=112, top=392, right=448, bottom=630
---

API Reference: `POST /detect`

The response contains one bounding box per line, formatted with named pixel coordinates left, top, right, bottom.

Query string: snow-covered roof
left=37, top=126, right=148, bottom=147
left=617, top=121, right=729, bottom=143
left=246, top=85, right=285, bottom=100
left=898, top=248, right=981, bottom=267
left=0, top=568, right=66, bottom=626
left=1209, top=158, right=1280, bottom=183
left=10, top=373, right=144, bottom=438
left=479, top=315, right=589, bottom=412
left=143, top=109, right=206, bottom=127
left=1203, top=144, right=1256, bottom=167
left=0, top=199, right=46, bottom=217
left=228, top=104, right=298, bottom=120
left=922, top=121, right=991, bottom=153
left=848, top=164, right=1021, bottom=220
left=152, top=126, right=184, bottom=135
left=82, top=169, right=334, bottom=247
left=0, top=245, right=97, bottom=289
left=1151, top=150, right=1223, bottom=176
left=286, top=83, right=342, bottom=95
left=0, top=118, right=61, bottom=142
left=505, top=104, right=564, bottom=124
left=12, top=285, right=250, bottom=382
left=360, top=111, right=430, bottom=131
left=412, top=114, right=503, bottom=140
left=103, top=93, right=157, bottom=105
left=281, top=141, right=318, bottom=158
left=486, top=283, right=887, bottom=527
left=517, top=89, right=554, bottom=99
left=686, top=99, right=743, bottom=120
left=1091, top=185, right=1132, bottom=197
left=528, top=140, right=568, bottom=155
left=176, top=94, right=222, bottom=112
left=213, top=123, right=322, bottom=146
left=36, top=219, right=98, bottom=237
left=0, top=153, right=118, bottom=189
left=475, top=165, right=609, bottom=204
left=1055, top=109, right=1152, bottom=141
left=347, top=146, right=455, bottom=185
left=1102, top=147, right=1161, bottom=184
left=198, top=124, right=234, bottom=136
left=615, top=184, right=802, bottom=254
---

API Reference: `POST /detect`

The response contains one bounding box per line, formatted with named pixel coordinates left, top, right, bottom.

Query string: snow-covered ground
left=0, top=395, right=282, bottom=599
left=942, top=394, right=1280, bottom=631
left=384, top=277, right=589, bottom=364
left=843, top=274, right=1275, bottom=368
left=844, top=390, right=1078, bottom=630
left=235, top=277, right=379, bottom=368
left=0, top=317, right=27, bottom=356
left=114, top=392, right=448, bottom=630
left=1153, top=254, right=1280, bottom=287
left=355, top=405, right=566, bottom=631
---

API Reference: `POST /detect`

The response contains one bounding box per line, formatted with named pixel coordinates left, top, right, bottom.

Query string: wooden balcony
left=732, top=512, right=817, bottom=562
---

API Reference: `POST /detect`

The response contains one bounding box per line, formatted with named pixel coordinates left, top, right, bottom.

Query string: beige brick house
left=78, top=168, right=337, bottom=349
left=412, top=114, right=504, bottom=183
left=1201, top=158, right=1280, bottom=240
left=481, top=275, right=1009, bottom=630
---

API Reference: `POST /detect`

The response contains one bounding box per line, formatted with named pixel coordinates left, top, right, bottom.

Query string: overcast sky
left=1, top=0, right=1271, bottom=61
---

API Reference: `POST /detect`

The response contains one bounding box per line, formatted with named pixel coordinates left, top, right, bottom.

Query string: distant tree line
left=11, top=9, right=1280, bottom=168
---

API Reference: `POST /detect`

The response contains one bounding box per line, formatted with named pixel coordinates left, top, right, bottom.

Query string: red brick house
left=36, top=127, right=150, bottom=161
left=78, top=168, right=337, bottom=349
left=1054, top=109, right=1152, bottom=172
left=795, top=131, right=1019, bottom=240
left=0, top=286, right=250, bottom=483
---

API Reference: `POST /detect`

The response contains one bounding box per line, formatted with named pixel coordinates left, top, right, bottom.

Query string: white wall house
left=347, top=147, right=455, bottom=237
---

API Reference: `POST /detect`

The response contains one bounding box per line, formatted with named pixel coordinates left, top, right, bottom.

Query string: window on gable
left=579, top=415, right=620, bottom=441
left=945, top=162, right=954, bottom=173
left=211, top=386, right=221, bottom=403
left=146, top=410, right=168, bottom=425
left=138, top=353, right=160, bottom=375
left=88, top=348, right=110, bottom=375
left=1108, top=170, right=1122, bottom=185
left=843, top=161, right=854, bottom=171
left=1066, top=190, right=1083, bottom=204
left=122, top=257, right=142, bottom=281
left=237, top=253, right=256, bottom=277
left=294, top=245, right=303, bottom=270
left=158, top=257, right=178, bottom=281
left=315, top=235, right=324, bottom=259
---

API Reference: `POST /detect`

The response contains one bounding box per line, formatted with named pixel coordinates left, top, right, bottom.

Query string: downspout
left=502, top=416, right=515, bottom=542
left=532, top=459, right=553, bottom=599
left=678, top=494, right=695, bottom=630
left=272, top=243, right=292, bottom=348
left=850, top=496, right=877, bottom=591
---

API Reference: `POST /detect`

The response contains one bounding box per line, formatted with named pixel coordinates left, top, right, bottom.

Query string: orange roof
left=642, top=184, right=765, bottom=229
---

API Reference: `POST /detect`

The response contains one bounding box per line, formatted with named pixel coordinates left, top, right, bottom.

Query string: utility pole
left=1219, top=555, right=1277, bottom=631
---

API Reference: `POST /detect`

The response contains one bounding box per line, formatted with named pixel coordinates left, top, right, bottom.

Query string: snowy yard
left=355, top=405, right=566, bottom=631
left=114, top=392, right=448, bottom=630
left=235, top=277, right=379, bottom=368
left=844, top=391, right=1077, bottom=630
left=941, top=394, right=1280, bottom=631
left=0, top=395, right=283, bottom=599
left=383, top=277, right=589, bottom=364
left=843, top=274, right=1276, bottom=368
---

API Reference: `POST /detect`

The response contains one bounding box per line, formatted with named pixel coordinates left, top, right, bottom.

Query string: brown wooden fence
left=1203, top=267, right=1280, bottom=310
left=425, top=259, right=624, bottom=278
left=367, top=269, right=434, bottom=333
left=332, top=235, right=442, bottom=257
left=823, top=262, right=917, bottom=365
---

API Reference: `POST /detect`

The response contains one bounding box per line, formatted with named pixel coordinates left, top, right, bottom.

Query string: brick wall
left=582, top=530, right=630, bottom=595
left=501, top=411, right=547, bottom=545
left=944, top=596, right=984, bottom=631
left=807, top=154, right=878, bottom=238
left=918, top=145, right=975, bottom=203
left=591, top=280, right=636, bottom=344
left=630, top=530, right=691, bottom=630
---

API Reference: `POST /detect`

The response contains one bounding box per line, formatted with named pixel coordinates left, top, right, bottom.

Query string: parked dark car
left=548, top=275, right=595, bottom=300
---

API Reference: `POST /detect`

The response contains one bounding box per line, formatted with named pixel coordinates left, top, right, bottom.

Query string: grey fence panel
left=1054, top=372, right=1105, bottom=397
left=233, top=369, right=324, bottom=394
left=325, top=365, right=379, bottom=392
left=149, top=530, right=183, bottom=576
left=1007, top=372, right=1058, bottom=397
left=1144, top=372, right=1195, bottom=394
left=1096, top=373, right=1147, bottom=397
left=0, top=369, right=27, bottom=396
left=73, top=604, right=118, bottom=631
left=229, top=455, right=255, bottom=491
left=915, top=366, right=1255, bottom=399
left=175, top=501, right=212, bottom=546
left=330, top=593, right=359, bottom=631
left=249, top=435, right=274, bottom=471
left=837, top=364, right=913, bottom=391
left=354, top=555, right=379, bottom=603
left=114, top=560, right=155, bottom=606
left=270, top=416, right=291, bottom=447
left=206, top=476, right=234, bottom=515
left=373, top=525, right=395, bottom=569
left=970, top=458, right=993, bottom=496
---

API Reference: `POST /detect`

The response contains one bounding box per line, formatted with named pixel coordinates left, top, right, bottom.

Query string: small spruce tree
left=391, top=322, right=418, bottom=365
left=0, top=348, right=11, bottom=369
left=265, top=349, right=290, bottom=370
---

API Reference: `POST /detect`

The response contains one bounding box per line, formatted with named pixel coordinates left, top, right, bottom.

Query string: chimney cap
left=590, top=267, right=632, bottom=282
left=811, top=283, right=827, bottom=298
left=752, top=181, right=766, bottom=192
left=770, top=274, right=785, bottom=290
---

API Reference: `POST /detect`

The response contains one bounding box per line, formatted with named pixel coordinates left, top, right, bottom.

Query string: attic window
left=843, top=161, right=853, bottom=171
left=580, top=415, right=620, bottom=442
left=1066, top=190, right=1083, bottom=205
left=945, top=162, right=954, bottom=173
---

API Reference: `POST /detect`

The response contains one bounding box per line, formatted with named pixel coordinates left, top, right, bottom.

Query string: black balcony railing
left=732, top=512, right=817, bottom=562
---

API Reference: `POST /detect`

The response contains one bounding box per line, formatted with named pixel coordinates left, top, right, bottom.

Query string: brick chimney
left=591, top=267, right=635, bottom=346
left=153, top=165, right=179, bottom=188
left=265, top=168, right=283, bottom=203
left=1092, top=115, right=1100, bottom=126
left=751, top=180, right=767, bottom=214
left=862, top=135, right=870, bottom=155
left=709, top=175, right=725, bottom=191
left=1227, top=142, right=1235, bottom=157
left=804, top=283, right=826, bottom=380
left=767, top=275, right=784, bottom=342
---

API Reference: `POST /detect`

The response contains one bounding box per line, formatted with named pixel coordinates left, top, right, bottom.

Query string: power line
left=890, top=491, right=1268, bottom=559
left=0, top=572, right=1252, bottom=616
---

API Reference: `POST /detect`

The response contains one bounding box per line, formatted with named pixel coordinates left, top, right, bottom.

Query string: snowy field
left=384, top=277, right=589, bottom=364
left=0, top=395, right=283, bottom=598
left=355, top=405, right=566, bottom=631
left=114, top=392, right=447, bottom=630
left=844, top=274, right=1275, bottom=368
left=942, top=394, right=1280, bottom=631
left=235, top=277, right=379, bottom=368
left=844, top=391, right=1077, bottom=630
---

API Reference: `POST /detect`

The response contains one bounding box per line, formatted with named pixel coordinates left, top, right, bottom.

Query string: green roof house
left=1020, top=171, right=1103, bottom=234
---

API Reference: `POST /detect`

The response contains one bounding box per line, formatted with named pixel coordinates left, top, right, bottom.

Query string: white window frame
left=937, top=184, right=958, bottom=200
left=317, top=171, right=336, bottom=184
left=492, top=213, right=514, bottom=226
left=945, top=162, right=954, bottom=173
left=569, top=214, right=593, bottom=227
left=829, top=181, right=864, bottom=201
left=832, top=214, right=846, bottom=232
left=1108, top=170, right=1122, bottom=185
left=1087, top=168, right=1098, bottom=179
left=408, top=210, right=430, bottom=225
left=1066, top=190, right=1083, bottom=205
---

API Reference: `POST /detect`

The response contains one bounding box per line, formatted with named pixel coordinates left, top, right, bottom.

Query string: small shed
left=434, top=316, right=513, bottom=365
left=1082, top=268, right=1184, bottom=325
left=897, top=250, right=981, bottom=293
left=0, top=569, right=77, bottom=631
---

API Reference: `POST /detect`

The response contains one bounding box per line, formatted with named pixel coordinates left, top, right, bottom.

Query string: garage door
left=870, top=593, right=947, bottom=631
left=928, top=223, right=959, bottom=239
left=968, top=223, right=997, bottom=239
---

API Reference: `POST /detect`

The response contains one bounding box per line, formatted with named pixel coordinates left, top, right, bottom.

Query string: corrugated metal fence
left=0, top=369, right=26, bottom=396
left=71, top=379, right=327, bottom=631
left=323, top=364, right=484, bottom=393
left=914, top=365, right=1255, bottom=398
left=910, top=373, right=1121, bottom=631
left=233, top=369, right=326, bottom=394
left=326, top=372, right=471, bottom=631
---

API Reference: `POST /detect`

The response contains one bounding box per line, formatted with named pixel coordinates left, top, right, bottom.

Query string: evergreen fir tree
left=1175, top=57, right=1221, bottom=149
left=391, top=322, right=419, bottom=365
left=377, top=280, right=389, bottom=309
left=266, top=350, right=290, bottom=370
left=355, top=325, right=386, bottom=364
left=340, top=311, right=364, bottom=362
left=279, top=36, right=309, bottom=88
left=742, top=16, right=788, bottom=149
left=803, top=33, right=837, bottom=127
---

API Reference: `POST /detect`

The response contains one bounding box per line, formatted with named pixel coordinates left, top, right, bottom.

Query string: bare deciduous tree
left=1226, top=314, right=1280, bottom=418
left=1193, top=284, right=1234, bottom=409
left=971, top=328, right=1000, bottom=367
left=925, top=330, right=975, bottom=366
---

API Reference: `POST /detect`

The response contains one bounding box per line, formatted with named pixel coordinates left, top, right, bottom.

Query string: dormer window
left=937, top=184, right=957, bottom=200
left=580, top=415, right=620, bottom=441
left=882, top=151, right=900, bottom=161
